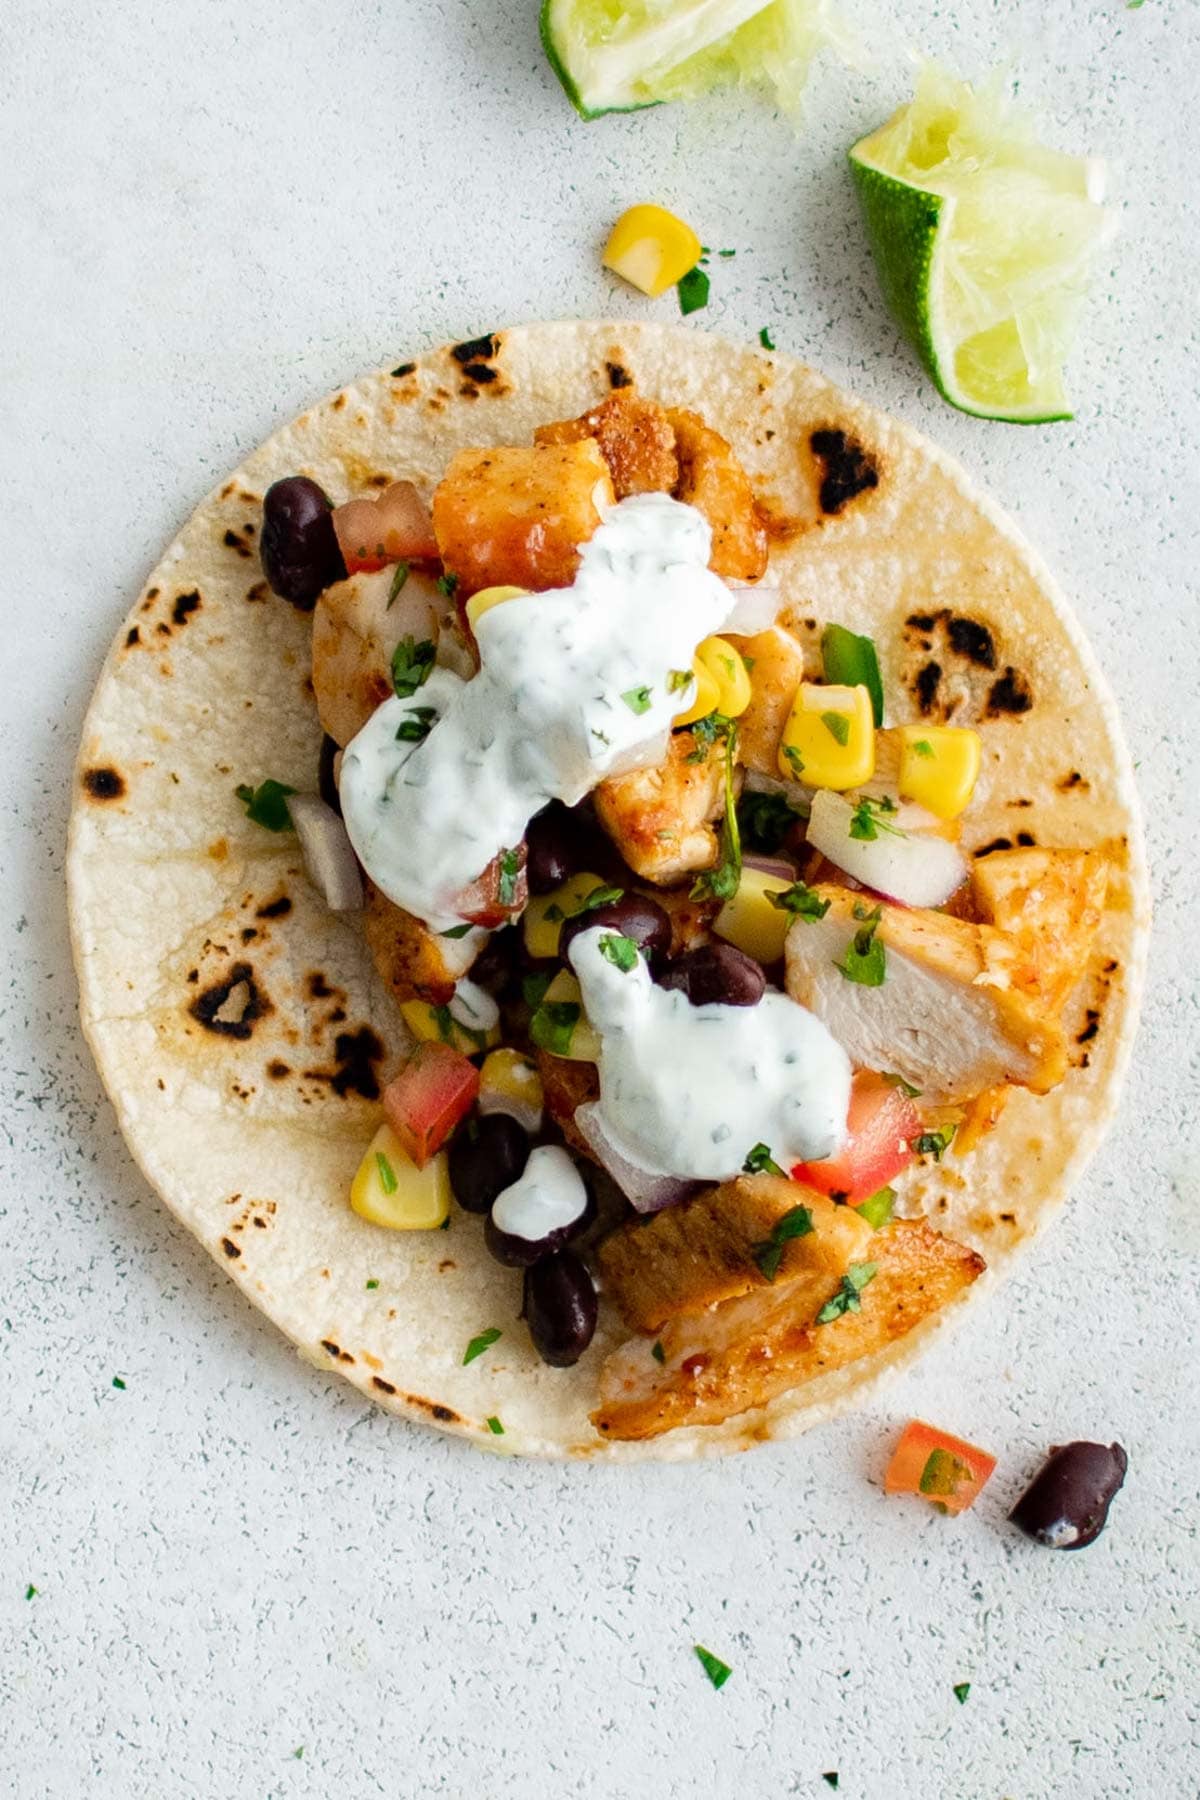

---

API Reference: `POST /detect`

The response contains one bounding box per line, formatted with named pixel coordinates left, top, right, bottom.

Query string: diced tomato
left=453, top=846, right=528, bottom=928
left=793, top=1071, right=918, bottom=1202
left=884, top=1419, right=997, bottom=1515
left=332, top=480, right=438, bottom=575
left=382, top=1041, right=479, bottom=1169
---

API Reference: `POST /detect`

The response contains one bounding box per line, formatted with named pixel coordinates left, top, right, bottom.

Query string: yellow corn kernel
left=898, top=725, right=982, bottom=820
left=533, top=970, right=601, bottom=1062
left=350, top=1123, right=450, bottom=1230
left=399, top=996, right=501, bottom=1056
left=478, top=1048, right=544, bottom=1134
left=696, top=635, right=752, bottom=718
left=602, top=204, right=703, bottom=299
left=672, top=656, right=720, bottom=727
left=714, top=865, right=793, bottom=964
left=465, top=584, right=528, bottom=630
left=778, top=683, right=875, bottom=790
left=522, top=871, right=610, bottom=961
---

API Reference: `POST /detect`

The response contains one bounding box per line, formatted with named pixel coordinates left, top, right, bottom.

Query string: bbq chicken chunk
left=431, top=440, right=614, bottom=596
left=593, top=728, right=731, bottom=885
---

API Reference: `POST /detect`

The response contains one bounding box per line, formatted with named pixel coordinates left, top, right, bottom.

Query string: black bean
left=317, top=733, right=342, bottom=816
left=560, top=893, right=671, bottom=964
left=469, top=925, right=520, bottom=999
left=526, top=802, right=582, bottom=895
left=1009, top=1441, right=1128, bottom=1550
left=447, top=1114, right=529, bottom=1215
left=522, top=1250, right=598, bottom=1367
left=260, top=476, right=346, bottom=610
left=657, top=941, right=766, bottom=1007
left=485, top=1180, right=595, bottom=1268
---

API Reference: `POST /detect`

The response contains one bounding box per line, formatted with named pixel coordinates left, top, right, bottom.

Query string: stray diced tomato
left=454, top=846, right=528, bottom=928
left=884, top=1419, right=997, bottom=1515
left=332, top=480, right=438, bottom=575
left=382, top=1041, right=479, bottom=1169
left=793, top=1071, right=918, bottom=1203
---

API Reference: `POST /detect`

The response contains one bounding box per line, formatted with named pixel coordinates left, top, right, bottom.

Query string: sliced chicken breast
left=970, top=847, right=1108, bottom=1011
left=785, top=885, right=1069, bottom=1104
left=594, top=727, right=731, bottom=885
left=593, top=1218, right=984, bottom=1441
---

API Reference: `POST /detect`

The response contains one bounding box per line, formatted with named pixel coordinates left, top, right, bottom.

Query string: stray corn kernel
left=696, top=635, right=752, bottom=718
left=523, top=870, right=609, bottom=961
left=534, top=969, right=601, bottom=1061
left=778, top=682, right=875, bottom=790
left=898, top=725, right=982, bottom=820
left=714, top=865, right=793, bottom=964
left=478, top=1048, right=544, bottom=1135
left=603, top=204, right=703, bottom=299
left=465, top=584, right=528, bottom=630
left=673, top=655, right=721, bottom=728
left=350, top=1123, right=450, bottom=1230
left=399, top=995, right=500, bottom=1056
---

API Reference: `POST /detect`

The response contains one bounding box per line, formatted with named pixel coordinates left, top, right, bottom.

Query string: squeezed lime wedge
left=541, top=0, right=852, bottom=120
left=850, top=65, right=1115, bottom=422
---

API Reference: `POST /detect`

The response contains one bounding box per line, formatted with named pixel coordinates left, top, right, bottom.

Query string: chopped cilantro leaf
left=743, top=1142, right=785, bottom=1177
left=953, top=1682, right=971, bottom=1705
left=759, top=327, right=775, bottom=351
left=883, top=1071, right=922, bottom=1097
left=621, top=684, right=653, bottom=715
left=823, top=1776, right=839, bottom=1791
left=651, top=1341, right=666, bottom=1364
left=391, top=635, right=435, bottom=698
left=598, top=933, right=639, bottom=972
left=835, top=904, right=885, bottom=986
left=486, top=1416, right=505, bottom=1435
left=497, top=847, right=521, bottom=908
left=667, top=668, right=694, bottom=693
left=822, top=710, right=851, bottom=747
left=395, top=704, right=437, bottom=742
left=440, top=923, right=472, bottom=939
left=365, top=1278, right=380, bottom=1290
left=293, top=1747, right=304, bottom=1760
left=694, top=1644, right=733, bottom=1690
left=375, top=1152, right=398, bottom=1195
left=914, top=1126, right=956, bottom=1162
left=849, top=795, right=904, bottom=842
left=912, top=738, right=934, bottom=758
left=235, top=779, right=295, bottom=832
left=576, top=883, right=624, bottom=915
left=386, top=561, right=410, bottom=606
left=815, top=1261, right=878, bottom=1324
left=111, top=1375, right=126, bottom=1390
left=782, top=743, right=806, bottom=780
left=522, top=971, right=552, bottom=1011
left=25, top=1584, right=37, bottom=1601
left=677, top=267, right=710, bottom=316
left=437, top=572, right=459, bottom=597
left=690, top=721, right=741, bottom=902
left=738, top=789, right=803, bottom=853
left=463, top=1327, right=502, bottom=1366
left=530, top=1000, right=580, bottom=1057
left=718, top=248, right=736, bottom=258
left=767, top=880, right=830, bottom=922
left=751, top=1201, right=814, bottom=1282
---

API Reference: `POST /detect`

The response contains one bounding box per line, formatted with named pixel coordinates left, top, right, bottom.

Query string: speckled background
left=3, top=2, right=1197, bottom=1795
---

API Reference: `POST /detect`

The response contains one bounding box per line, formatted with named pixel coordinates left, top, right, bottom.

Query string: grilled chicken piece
left=785, top=885, right=1069, bottom=1105
left=594, top=728, right=731, bottom=885
left=665, top=408, right=769, bottom=581
left=535, top=1052, right=600, bottom=1158
left=599, top=1176, right=874, bottom=1334
left=361, top=879, right=478, bottom=1006
left=734, top=625, right=809, bottom=776
left=311, top=565, right=446, bottom=748
left=593, top=1218, right=985, bottom=1440
left=431, top=440, right=615, bottom=597
left=970, top=848, right=1108, bottom=1011
left=534, top=388, right=679, bottom=497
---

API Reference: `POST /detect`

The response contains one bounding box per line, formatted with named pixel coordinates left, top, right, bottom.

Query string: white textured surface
left=2, top=1, right=1197, bottom=1794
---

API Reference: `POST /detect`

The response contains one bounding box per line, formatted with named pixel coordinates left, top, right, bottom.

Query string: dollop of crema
left=568, top=928, right=851, bottom=1179
left=492, top=1145, right=588, bottom=1242
left=339, top=494, right=732, bottom=931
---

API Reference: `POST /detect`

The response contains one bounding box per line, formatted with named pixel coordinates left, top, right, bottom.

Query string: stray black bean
left=1009, top=1441, right=1128, bottom=1550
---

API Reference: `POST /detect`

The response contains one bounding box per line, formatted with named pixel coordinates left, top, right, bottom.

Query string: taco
left=68, top=321, right=1148, bottom=1460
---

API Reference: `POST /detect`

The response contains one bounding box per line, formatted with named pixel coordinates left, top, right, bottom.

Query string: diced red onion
left=288, top=793, right=364, bottom=911
left=720, top=583, right=780, bottom=637
left=805, top=789, right=967, bottom=909
left=574, top=1103, right=701, bottom=1215
left=742, top=853, right=796, bottom=883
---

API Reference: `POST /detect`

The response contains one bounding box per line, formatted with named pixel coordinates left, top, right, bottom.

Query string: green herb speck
left=694, top=1644, right=733, bottom=1690
left=463, top=1328, right=502, bottom=1366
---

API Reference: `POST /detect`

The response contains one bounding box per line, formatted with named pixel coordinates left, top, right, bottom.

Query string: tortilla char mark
left=303, top=1025, right=385, bottom=1100
left=809, top=427, right=880, bottom=515
left=82, top=765, right=126, bottom=802
left=188, top=961, right=271, bottom=1040
left=903, top=609, right=1034, bottom=723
